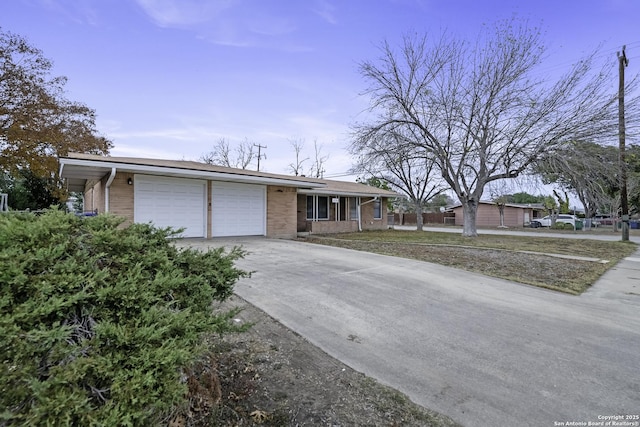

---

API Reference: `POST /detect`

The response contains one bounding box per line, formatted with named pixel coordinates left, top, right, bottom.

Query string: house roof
left=449, top=200, right=546, bottom=210
left=297, top=177, right=401, bottom=198
left=59, top=153, right=326, bottom=192
left=59, top=153, right=402, bottom=198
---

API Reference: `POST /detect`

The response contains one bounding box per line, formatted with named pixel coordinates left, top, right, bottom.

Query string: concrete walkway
left=181, top=235, right=640, bottom=427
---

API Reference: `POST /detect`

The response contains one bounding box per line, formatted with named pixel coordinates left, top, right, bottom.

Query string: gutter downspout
left=104, top=168, right=116, bottom=213
left=358, top=196, right=379, bottom=232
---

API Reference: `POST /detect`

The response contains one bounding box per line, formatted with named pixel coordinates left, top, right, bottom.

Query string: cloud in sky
left=134, top=0, right=328, bottom=50
left=37, top=0, right=101, bottom=26
left=134, top=0, right=236, bottom=27
left=312, top=0, right=338, bottom=25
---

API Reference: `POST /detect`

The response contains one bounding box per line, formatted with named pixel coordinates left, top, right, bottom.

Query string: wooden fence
left=393, top=212, right=455, bottom=225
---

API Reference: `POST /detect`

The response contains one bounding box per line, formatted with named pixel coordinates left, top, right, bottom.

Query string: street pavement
left=395, top=224, right=640, bottom=243
left=182, top=232, right=640, bottom=427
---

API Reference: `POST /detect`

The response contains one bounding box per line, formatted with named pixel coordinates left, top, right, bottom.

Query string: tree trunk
left=415, top=201, right=424, bottom=231
left=462, top=199, right=478, bottom=237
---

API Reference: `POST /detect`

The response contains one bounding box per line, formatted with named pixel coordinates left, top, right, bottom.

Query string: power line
left=529, top=40, right=640, bottom=79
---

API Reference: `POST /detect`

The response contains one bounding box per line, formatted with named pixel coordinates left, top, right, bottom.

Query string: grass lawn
left=303, top=229, right=637, bottom=295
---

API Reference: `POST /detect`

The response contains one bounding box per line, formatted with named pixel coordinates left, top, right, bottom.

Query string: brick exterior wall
left=452, top=204, right=534, bottom=227
left=267, top=186, right=297, bottom=238
left=108, top=173, right=134, bottom=224
left=300, top=195, right=390, bottom=234
left=82, top=172, right=133, bottom=224
left=296, top=194, right=308, bottom=232
left=359, top=197, right=388, bottom=230
left=309, top=220, right=359, bottom=233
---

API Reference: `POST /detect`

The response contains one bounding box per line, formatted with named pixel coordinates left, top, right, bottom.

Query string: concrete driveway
left=186, top=237, right=640, bottom=427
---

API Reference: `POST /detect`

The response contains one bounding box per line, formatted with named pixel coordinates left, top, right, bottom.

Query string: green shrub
left=0, top=210, right=248, bottom=426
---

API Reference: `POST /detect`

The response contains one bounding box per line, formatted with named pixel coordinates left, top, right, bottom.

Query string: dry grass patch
left=188, top=296, right=461, bottom=427
left=304, top=230, right=637, bottom=294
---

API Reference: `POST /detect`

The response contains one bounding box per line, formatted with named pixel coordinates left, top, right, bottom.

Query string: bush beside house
left=0, top=210, right=248, bottom=425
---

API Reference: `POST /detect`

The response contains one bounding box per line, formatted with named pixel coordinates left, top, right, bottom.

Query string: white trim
left=60, top=157, right=325, bottom=188
left=306, top=195, right=330, bottom=221
left=301, top=188, right=398, bottom=198
left=104, top=168, right=116, bottom=212
left=349, top=196, right=359, bottom=221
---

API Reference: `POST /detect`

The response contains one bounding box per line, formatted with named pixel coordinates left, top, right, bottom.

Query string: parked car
left=530, top=214, right=580, bottom=229
left=593, top=215, right=616, bottom=226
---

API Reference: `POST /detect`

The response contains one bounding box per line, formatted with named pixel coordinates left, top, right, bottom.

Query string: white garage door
left=212, top=182, right=266, bottom=237
left=134, top=175, right=206, bottom=238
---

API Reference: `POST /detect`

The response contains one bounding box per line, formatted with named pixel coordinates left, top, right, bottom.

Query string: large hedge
left=0, top=211, right=248, bottom=426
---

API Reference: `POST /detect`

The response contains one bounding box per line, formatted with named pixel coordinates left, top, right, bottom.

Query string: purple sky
left=4, top=0, right=639, bottom=180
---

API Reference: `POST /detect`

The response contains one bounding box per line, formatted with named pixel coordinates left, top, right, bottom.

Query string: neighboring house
left=450, top=201, right=545, bottom=228
left=59, top=153, right=400, bottom=238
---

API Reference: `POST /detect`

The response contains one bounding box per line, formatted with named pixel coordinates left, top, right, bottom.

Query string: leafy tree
left=427, top=193, right=454, bottom=209
left=357, top=176, right=395, bottom=212
left=70, top=191, right=84, bottom=213
left=353, top=19, right=631, bottom=236
left=536, top=141, right=619, bottom=217
left=357, top=175, right=391, bottom=190
left=0, top=28, right=111, bottom=197
left=0, top=211, right=248, bottom=425
left=0, top=168, right=63, bottom=210
left=511, top=192, right=545, bottom=204
left=625, top=144, right=640, bottom=214
left=542, top=195, right=559, bottom=224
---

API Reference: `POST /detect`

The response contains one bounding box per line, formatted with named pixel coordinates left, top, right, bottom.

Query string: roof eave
left=59, top=157, right=326, bottom=189
left=299, top=188, right=404, bottom=198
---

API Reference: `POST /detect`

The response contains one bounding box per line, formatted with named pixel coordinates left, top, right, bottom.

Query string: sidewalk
left=584, top=247, right=640, bottom=301
left=394, top=224, right=640, bottom=243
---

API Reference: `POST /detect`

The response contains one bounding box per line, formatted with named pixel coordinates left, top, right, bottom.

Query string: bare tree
left=201, top=138, right=256, bottom=169
left=354, top=20, right=630, bottom=236
left=351, top=129, right=444, bottom=231
left=287, top=138, right=309, bottom=176
left=310, top=139, right=329, bottom=178
left=236, top=140, right=257, bottom=169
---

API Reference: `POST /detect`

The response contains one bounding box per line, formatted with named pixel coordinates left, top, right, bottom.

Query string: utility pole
left=254, top=144, right=267, bottom=171
left=618, top=46, right=629, bottom=241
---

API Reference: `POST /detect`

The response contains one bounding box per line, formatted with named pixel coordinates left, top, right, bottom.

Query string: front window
left=317, top=196, right=329, bottom=219
left=307, top=195, right=329, bottom=220
left=349, top=197, right=358, bottom=220
left=306, top=196, right=314, bottom=219
left=373, top=198, right=382, bottom=219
